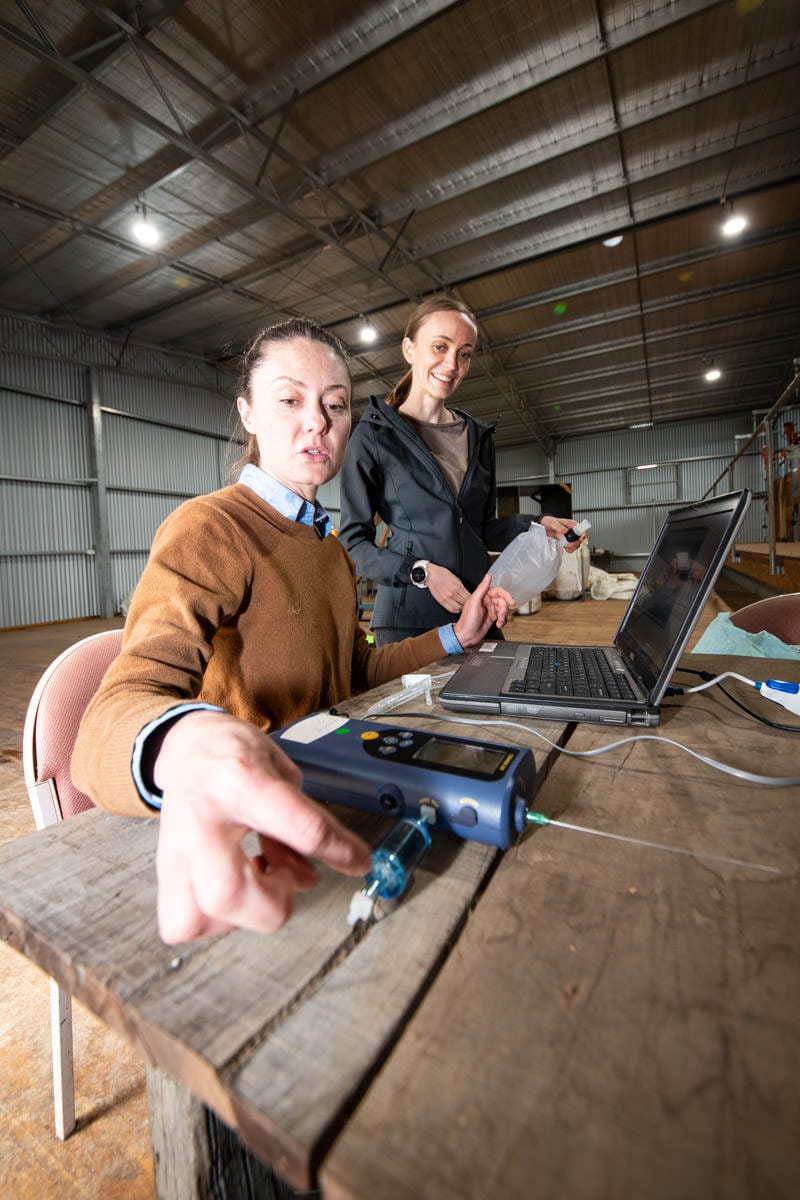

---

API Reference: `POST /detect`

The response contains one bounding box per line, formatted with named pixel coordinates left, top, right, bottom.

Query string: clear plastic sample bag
left=490, top=522, right=563, bottom=606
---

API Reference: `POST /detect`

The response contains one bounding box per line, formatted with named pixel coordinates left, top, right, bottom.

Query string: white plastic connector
left=347, top=889, right=376, bottom=926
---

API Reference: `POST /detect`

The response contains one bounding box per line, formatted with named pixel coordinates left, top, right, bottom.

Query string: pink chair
left=22, top=628, right=124, bottom=1138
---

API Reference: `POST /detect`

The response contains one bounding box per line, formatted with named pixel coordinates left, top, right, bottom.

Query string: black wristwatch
left=410, top=559, right=429, bottom=588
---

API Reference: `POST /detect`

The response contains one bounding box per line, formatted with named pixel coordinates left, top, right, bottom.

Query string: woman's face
left=402, top=310, right=477, bottom=403
left=237, top=336, right=351, bottom=501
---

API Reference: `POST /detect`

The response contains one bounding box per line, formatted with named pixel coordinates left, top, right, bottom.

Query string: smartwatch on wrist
left=410, top=559, right=430, bottom=588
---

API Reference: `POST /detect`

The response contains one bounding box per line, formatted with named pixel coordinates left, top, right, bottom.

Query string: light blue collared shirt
left=240, top=464, right=333, bottom=538
left=132, top=467, right=462, bottom=808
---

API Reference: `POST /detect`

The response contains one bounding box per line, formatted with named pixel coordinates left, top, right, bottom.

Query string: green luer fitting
left=525, top=811, right=550, bottom=826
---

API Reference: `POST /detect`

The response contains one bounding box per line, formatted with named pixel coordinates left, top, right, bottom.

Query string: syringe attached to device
left=348, top=817, right=432, bottom=925
left=272, top=711, right=779, bottom=928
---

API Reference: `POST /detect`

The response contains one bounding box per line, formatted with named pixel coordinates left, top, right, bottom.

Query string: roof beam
left=343, top=222, right=800, bottom=379
left=316, top=0, right=728, bottom=184
left=169, top=0, right=466, bottom=122
left=0, top=0, right=186, bottom=163
left=68, top=0, right=443, bottom=293
left=0, top=0, right=456, bottom=290
left=394, top=116, right=799, bottom=269
left=452, top=337, right=796, bottom=404
left=0, top=18, right=425, bottom=310
left=375, top=47, right=800, bottom=226
left=485, top=266, right=800, bottom=353
left=499, top=303, right=800, bottom=372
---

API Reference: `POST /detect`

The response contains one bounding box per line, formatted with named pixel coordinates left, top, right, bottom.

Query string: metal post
left=86, top=367, right=115, bottom=616
left=727, top=463, right=740, bottom=560
left=702, top=369, right=799, bottom=499
left=764, top=416, right=781, bottom=576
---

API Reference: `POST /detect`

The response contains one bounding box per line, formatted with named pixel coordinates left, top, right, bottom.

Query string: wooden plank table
left=0, top=668, right=570, bottom=1196
left=1, top=656, right=798, bottom=1198
left=323, top=654, right=800, bottom=1199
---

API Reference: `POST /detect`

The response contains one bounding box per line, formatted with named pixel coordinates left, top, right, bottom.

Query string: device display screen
left=413, top=737, right=506, bottom=776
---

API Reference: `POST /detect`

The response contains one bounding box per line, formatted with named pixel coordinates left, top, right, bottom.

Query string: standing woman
left=338, top=295, right=581, bottom=645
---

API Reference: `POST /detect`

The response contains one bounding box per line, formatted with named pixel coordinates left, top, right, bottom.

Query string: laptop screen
left=614, top=490, right=750, bottom=699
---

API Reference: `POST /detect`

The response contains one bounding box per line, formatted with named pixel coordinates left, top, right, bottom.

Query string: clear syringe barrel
left=365, top=818, right=432, bottom=900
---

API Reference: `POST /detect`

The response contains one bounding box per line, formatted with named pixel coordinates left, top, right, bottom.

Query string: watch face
left=411, top=565, right=427, bottom=584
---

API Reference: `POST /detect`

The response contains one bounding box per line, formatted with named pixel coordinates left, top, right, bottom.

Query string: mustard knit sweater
left=71, top=484, right=444, bottom=816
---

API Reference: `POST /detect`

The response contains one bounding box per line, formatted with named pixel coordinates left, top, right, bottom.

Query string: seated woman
left=72, top=318, right=513, bottom=944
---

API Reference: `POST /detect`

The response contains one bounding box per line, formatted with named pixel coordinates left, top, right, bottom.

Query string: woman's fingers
left=153, top=710, right=372, bottom=942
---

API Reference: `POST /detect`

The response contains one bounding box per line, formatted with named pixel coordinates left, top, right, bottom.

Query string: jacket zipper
left=374, top=402, right=491, bottom=583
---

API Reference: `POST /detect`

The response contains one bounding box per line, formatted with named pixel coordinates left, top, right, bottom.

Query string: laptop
left=439, top=489, right=751, bottom=728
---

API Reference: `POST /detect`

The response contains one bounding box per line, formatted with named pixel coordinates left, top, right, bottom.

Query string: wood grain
left=0, top=696, right=570, bottom=1191
left=322, top=657, right=800, bottom=1200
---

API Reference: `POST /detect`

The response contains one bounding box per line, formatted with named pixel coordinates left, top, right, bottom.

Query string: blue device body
left=272, top=712, right=535, bottom=849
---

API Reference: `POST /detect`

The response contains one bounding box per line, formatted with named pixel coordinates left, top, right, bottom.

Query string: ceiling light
left=704, top=367, right=722, bottom=382
left=602, top=235, right=623, bottom=247
left=636, top=463, right=658, bottom=470
left=359, top=318, right=377, bottom=344
left=629, top=421, right=653, bottom=429
left=131, top=202, right=159, bottom=247
left=721, top=214, right=747, bottom=237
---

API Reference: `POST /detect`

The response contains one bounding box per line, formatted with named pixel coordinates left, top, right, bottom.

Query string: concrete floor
left=0, top=580, right=748, bottom=1198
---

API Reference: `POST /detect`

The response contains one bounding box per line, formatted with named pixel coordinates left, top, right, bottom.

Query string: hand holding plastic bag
left=490, top=522, right=563, bottom=606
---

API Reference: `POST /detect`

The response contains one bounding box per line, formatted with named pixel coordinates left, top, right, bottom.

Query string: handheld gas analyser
left=273, top=710, right=535, bottom=851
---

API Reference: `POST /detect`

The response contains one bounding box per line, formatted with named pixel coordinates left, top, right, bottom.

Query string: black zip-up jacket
left=338, top=396, right=534, bottom=631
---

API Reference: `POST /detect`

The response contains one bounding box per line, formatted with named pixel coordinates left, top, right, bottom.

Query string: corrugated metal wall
left=1, top=313, right=234, bottom=627
left=2, top=306, right=794, bottom=627
left=496, top=409, right=794, bottom=573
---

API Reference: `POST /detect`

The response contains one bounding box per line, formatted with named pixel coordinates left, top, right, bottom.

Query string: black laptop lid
left=614, top=489, right=751, bottom=702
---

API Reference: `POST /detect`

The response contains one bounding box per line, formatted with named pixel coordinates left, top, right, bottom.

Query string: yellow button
left=361, top=731, right=380, bottom=740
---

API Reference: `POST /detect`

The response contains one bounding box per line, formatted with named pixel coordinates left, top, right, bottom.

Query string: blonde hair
left=386, top=294, right=478, bottom=408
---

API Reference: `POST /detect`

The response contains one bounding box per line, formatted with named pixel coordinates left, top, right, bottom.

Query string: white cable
left=684, top=670, right=756, bottom=694
left=398, top=713, right=800, bottom=787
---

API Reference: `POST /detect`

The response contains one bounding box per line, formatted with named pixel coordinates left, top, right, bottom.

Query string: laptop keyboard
left=508, top=646, right=637, bottom=701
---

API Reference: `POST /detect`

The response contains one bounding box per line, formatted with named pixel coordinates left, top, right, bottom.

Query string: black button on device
left=379, top=792, right=400, bottom=812
left=454, top=805, right=479, bottom=826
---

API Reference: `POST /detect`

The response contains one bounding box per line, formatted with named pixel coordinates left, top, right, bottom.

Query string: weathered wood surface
left=323, top=655, right=800, bottom=1200
left=147, top=1066, right=303, bottom=1200
left=0, top=685, right=569, bottom=1192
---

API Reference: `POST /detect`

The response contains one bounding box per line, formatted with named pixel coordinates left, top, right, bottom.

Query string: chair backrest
left=730, top=593, right=800, bottom=646
left=22, top=629, right=124, bottom=829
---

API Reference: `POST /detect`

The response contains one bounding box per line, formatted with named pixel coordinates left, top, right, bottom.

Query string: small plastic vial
left=562, top=519, right=591, bottom=545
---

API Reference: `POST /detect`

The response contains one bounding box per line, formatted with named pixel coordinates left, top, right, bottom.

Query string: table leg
left=146, top=1067, right=318, bottom=1200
